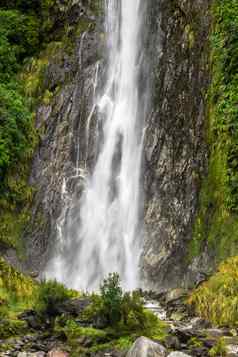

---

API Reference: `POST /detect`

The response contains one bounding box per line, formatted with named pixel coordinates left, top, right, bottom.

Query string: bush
left=83, top=273, right=167, bottom=340
left=209, top=338, right=227, bottom=357
left=36, top=280, right=78, bottom=317
left=100, top=273, right=123, bottom=326
left=0, top=258, right=35, bottom=300
left=62, top=320, right=107, bottom=344
left=0, top=10, right=39, bottom=76
left=0, top=318, right=27, bottom=339
left=188, top=256, right=238, bottom=327
left=0, top=83, right=35, bottom=181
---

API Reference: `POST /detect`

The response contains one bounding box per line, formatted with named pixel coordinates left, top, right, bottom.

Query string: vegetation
left=189, top=0, right=238, bottom=262
left=36, top=279, right=78, bottom=317
left=188, top=256, right=238, bottom=327
left=0, top=268, right=167, bottom=355
left=209, top=338, right=227, bottom=357
left=0, top=257, right=36, bottom=338
left=56, top=273, right=168, bottom=355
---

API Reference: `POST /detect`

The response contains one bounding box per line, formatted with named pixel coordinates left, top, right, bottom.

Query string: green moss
left=209, top=338, right=227, bottom=357
left=188, top=256, right=238, bottom=327
left=0, top=318, right=27, bottom=339
left=189, top=0, right=238, bottom=263
left=188, top=337, right=203, bottom=349
left=185, top=24, right=195, bottom=49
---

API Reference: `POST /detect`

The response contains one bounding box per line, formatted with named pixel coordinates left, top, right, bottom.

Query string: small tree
left=100, top=273, right=123, bottom=326
left=36, top=280, right=76, bottom=318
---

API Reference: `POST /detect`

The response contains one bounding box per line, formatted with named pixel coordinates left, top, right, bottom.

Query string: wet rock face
left=25, top=3, right=102, bottom=272
left=25, top=0, right=211, bottom=289
left=141, top=0, right=211, bottom=290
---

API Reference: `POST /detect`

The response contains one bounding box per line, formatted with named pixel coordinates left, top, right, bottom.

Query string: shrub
left=209, top=338, right=227, bottom=357
left=0, top=258, right=35, bottom=300
left=0, top=318, right=27, bottom=339
left=188, top=256, right=238, bottom=327
left=0, top=83, right=35, bottom=183
left=100, top=273, right=123, bottom=326
left=36, top=280, right=78, bottom=317
left=63, top=320, right=107, bottom=343
left=83, top=273, right=167, bottom=340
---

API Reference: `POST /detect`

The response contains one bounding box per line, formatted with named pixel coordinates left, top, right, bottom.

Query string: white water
left=46, top=0, right=146, bottom=291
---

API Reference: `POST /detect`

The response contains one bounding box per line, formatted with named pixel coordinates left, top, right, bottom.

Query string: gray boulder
left=17, top=353, right=45, bottom=357
left=126, top=337, right=167, bottom=357
left=167, top=352, right=192, bottom=357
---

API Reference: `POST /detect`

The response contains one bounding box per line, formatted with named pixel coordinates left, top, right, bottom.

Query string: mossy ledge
left=189, top=0, right=238, bottom=265
left=0, top=0, right=98, bottom=258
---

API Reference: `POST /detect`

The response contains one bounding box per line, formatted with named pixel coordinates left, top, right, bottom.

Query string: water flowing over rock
left=43, top=0, right=148, bottom=291
left=23, top=0, right=212, bottom=290
left=167, top=353, right=192, bottom=357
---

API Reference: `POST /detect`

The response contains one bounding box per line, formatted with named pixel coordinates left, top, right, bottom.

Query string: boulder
left=57, top=297, right=91, bottom=317
left=164, top=335, right=180, bottom=350
left=47, top=351, right=69, bottom=357
left=189, top=317, right=210, bottom=329
left=19, top=310, right=42, bottom=330
left=17, top=353, right=45, bottom=357
left=226, top=344, right=238, bottom=357
left=167, top=353, right=192, bottom=357
left=126, top=337, right=167, bottom=357
left=202, top=328, right=231, bottom=339
left=165, top=289, right=188, bottom=304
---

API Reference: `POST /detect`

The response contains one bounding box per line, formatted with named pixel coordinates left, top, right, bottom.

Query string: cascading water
left=46, top=0, right=147, bottom=291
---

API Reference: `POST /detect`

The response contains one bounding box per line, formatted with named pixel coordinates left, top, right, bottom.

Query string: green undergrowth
left=0, top=257, right=36, bottom=339
left=55, top=274, right=168, bottom=356
left=0, top=270, right=167, bottom=355
left=0, top=258, right=79, bottom=340
left=189, top=0, right=238, bottom=262
left=0, top=0, right=97, bottom=252
left=209, top=338, right=227, bottom=357
left=188, top=256, right=238, bottom=327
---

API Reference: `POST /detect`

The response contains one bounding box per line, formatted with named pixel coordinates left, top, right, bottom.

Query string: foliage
left=61, top=320, right=108, bottom=346
left=188, top=256, right=238, bottom=327
left=0, top=0, right=98, bottom=250
left=0, top=258, right=35, bottom=300
left=0, top=83, right=36, bottom=182
left=209, top=338, right=227, bottom=357
left=0, top=318, right=27, bottom=339
left=0, top=258, right=37, bottom=340
left=83, top=273, right=168, bottom=339
left=189, top=0, right=238, bottom=261
left=36, top=280, right=78, bottom=317
left=100, top=273, right=123, bottom=326
left=0, top=5, right=41, bottom=251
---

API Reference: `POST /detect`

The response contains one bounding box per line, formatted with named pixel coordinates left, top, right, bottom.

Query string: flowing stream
left=46, top=0, right=147, bottom=291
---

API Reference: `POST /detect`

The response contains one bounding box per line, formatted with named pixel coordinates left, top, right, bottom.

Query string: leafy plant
left=100, top=273, right=123, bottom=326
left=209, top=338, right=227, bottom=357
left=83, top=273, right=168, bottom=339
left=36, top=280, right=78, bottom=317
left=188, top=256, right=238, bottom=327
left=189, top=0, right=238, bottom=261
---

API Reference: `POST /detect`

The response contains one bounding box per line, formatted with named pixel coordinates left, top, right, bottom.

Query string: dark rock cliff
left=24, top=1, right=102, bottom=272
left=141, top=0, right=211, bottom=290
left=23, top=0, right=212, bottom=289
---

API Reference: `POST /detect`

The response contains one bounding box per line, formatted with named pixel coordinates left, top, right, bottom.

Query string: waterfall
left=46, top=0, right=147, bottom=291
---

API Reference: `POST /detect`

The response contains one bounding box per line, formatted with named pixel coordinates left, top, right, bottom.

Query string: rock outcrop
left=126, top=337, right=167, bottom=357
left=141, top=0, right=211, bottom=290
left=24, top=1, right=102, bottom=272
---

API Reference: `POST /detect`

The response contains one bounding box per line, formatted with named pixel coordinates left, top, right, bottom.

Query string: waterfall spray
left=46, top=0, right=147, bottom=291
